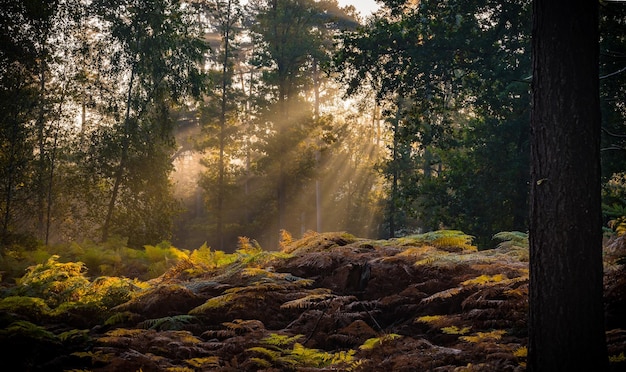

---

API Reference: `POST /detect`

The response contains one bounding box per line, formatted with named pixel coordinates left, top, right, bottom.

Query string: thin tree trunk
left=388, top=103, right=401, bottom=239
left=313, top=58, right=322, bottom=232
left=528, top=0, right=607, bottom=370
left=217, top=0, right=232, bottom=251
left=2, top=117, right=19, bottom=242
left=102, top=61, right=136, bottom=242
left=37, top=58, right=47, bottom=239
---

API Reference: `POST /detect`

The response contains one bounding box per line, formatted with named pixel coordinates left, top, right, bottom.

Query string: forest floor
left=1, top=231, right=626, bottom=371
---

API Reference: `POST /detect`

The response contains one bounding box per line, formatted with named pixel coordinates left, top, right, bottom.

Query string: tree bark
left=529, top=0, right=608, bottom=370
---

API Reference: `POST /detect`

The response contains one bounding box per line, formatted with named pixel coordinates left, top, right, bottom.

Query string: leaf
left=359, top=333, right=401, bottom=350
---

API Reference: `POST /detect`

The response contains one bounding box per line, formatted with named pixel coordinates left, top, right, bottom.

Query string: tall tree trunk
left=36, top=58, right=47, bottom=239
left=388, top=103, right=402, bottom=239
left=217, top=0, right=232, bottom=251
left=313, top=57, right=322, bottom=232
left=102, top=62, right=136, bottom=242
left=2, top=117, right=19, bottom=242
left=529, top=0, right=608, bottom=370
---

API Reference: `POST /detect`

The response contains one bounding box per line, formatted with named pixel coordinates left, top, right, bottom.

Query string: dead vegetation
left=1, top=231, right=625, bottom=371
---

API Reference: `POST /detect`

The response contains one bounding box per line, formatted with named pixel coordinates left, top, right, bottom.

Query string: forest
left=0, top=0, right=625, bottom=370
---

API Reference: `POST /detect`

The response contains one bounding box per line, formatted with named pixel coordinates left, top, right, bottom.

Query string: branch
left=600, top=66, right=626, bottom=80
left=602, top=127, right=626, bottom=138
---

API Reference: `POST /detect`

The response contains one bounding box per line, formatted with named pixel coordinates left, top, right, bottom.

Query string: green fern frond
left=441, top=326, right=472, bottom=335
left=0, top=320, right=58, bottom=344
left=184, top=356, right=220, bottom=368
left=248, top=346, right=282, bottom=360
left=249, top=357, right=273, bottom=368
left=248, top=333, right=358, bottom=369
left=425, top=230, right=476, bottom=251
left=138, top=315, right=196, bottom=330
left=415, top=315, right=445, bottom=324
left=189, top=293, right=236, bottom=314
left=104, top=311, right=139, bottom=326
left=391, top=230, right=476, bottom=251
left=413, top=250, right=450, bottom=266
left=493, top=231, right=529, bottom=249
left=359, top=333, right=401, bottom=350
left=460, top=329, right=506, bottom=343
left=0, top=296, right=51, bottom=319
left=261, top=333, right=304, bottom=347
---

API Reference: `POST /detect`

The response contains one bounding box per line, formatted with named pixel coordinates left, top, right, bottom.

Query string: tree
left=0, top=0, right=64, bottom=245
left=93, top=0, right=207, bottom=245
left=196, top=0, right=244, bottom=251
left=333, top=0, right=531, bottom=243
left=528, top=0, right=608, bottom=370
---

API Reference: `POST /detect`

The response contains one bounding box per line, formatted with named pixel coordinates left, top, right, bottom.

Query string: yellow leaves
left=398, top=246, right=436, bottom=257
left=189, top=293, right=236, bottom=313
left=610, top=352, right=625, bottom=363
left=513, top=346, right=527, bottom=358
left=459, top=329, right=506, bottom=343
left=359, top=333, right=401, bottom=350
left=248, top=333, right=358, bottom=369
left=415, top=315, right=444, bottom=324
left=441, top=326, right=472, bottom=335
left=462, top=274, right=506, bottom=286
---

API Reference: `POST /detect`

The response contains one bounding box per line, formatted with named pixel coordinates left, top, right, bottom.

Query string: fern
left=184, top=356, right=220, bottom=368
left=390, top=230, right=476, bottom=251
left=279, top=230, right=294, bottom=250
left=0, top=296, right=51, bottom=320
left=189, top=293, right=236, bottom=314
left=493, top=231, right=529, bottom=249
left=461, top=274, right=507, bottom=286
left=421, top=287, right=463, bottom=303
left=104, top=311, right=140, bottom=326
left=0, top=320, right=58, bottom=343
left=415, top=315, right=444, bottom=324
left=261, top=333, right=304, bottom=346
left=359, top=333, right=402, bottom=350
left=513, top=346, right=528, bottom=358
left=441, top=326, right=472, bottom=335
left=138, top=315, right=197, bottom=330
left=280, top=291, right=335, bottom=309
left=610, top=352, right=625, bottom=363
left=248, top=333, right=359, bottom=370
left=460, top=329, right=506, bottom=343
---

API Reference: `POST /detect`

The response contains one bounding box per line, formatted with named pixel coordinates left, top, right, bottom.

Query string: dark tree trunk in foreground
left=529, top=0, right=608, bottom=370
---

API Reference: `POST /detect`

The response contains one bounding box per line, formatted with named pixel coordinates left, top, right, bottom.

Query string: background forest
left=0, top=0, right=625, bottom=255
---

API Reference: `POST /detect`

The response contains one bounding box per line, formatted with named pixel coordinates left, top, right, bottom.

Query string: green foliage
left=359, top=333, right=402, bottom=350
left=184, top=356, right=220, bottom=369
left=188, top=243, right=237, bottom=269
left=493, top=231, right=529, bottom=249
left=58, top=329, right=91, bottom=347
left=0, top=296, right=51, bottom=321
left=190, top=268, right=313, bottom=315
left=138, top=315, right=197, bottom=331
left=14, top=255, right=90, bottom=307
left=248, top=333, right=358, bottom=370
left=385, top=230, right=477, bottom=252
left=459, top=329, right=506, bottom=343
left=104, top=311, right=140, bottom=327
left=0, top=320, right=58, bottom=344
left=441, top=326, right=472, bottom=335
